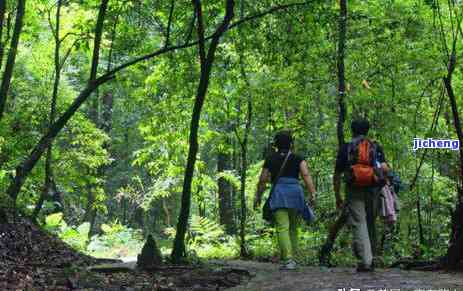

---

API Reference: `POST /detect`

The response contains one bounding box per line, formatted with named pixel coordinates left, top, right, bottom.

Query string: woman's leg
left=288, top=208, right=300, bottom=257
left=274, top=209, right=293, bottom=261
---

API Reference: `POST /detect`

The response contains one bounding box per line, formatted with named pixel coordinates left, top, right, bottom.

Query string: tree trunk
left=319, top=0, right=348, bottom=265
left=446, top=192, right=463, bottom=269
left=0, top=0, right=26, bottom=120
left=6, top=0, right=110, bottom=215
left=319, top=210, right=348, bottom=265
left=171, top=0, right=234, bottom=263
left=0, top=0, right=6, bottom=68
left=102, top=91, right=113, bottom=133
left=83, top=183, right=94, bottom=222
left=90, top=10, right=117, bottom=233
left=443, top=48, right=463, bottom=269
left=83, top=180, right=98, bottom=238
left=232, top=138, right=239, bottom=222
left=90, top=0, right=108, bottom=82
left=32, top=0, right=63, bottom=221
left=336, top=0, right=347, bottom=147
left=237, top=38, right=252, bottom=257
left=2, top=0, right=299, bottom=218
left=31, top=168, right=51, bottom=220
left=238, top=101, right=251, bottom=258
left=416, top=186, right=425, bottom=249
left=121, top=197, right=127, bottom=224
left=7, top=82, right=105, bottom=207
left=218, top=138, right=235, bottom=234
left=133, top=205, right=144, bottom=229
left=50, top=179, right=63, bottom=213
left=162, top=199, right=171, bottom=227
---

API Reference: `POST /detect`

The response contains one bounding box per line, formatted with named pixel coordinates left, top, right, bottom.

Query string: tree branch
left=6, top=0, right=313, bottom=202
left=89, top=0, right=110, bottom=82
left=228, top=1, right=311, bottom=30
left=193, top=0, right=206, bottom=65
left=0, top=0, right=26, bottom=121
left=165, top=0, right=175, bottom=48
left=101, top=1, right=312, bottom=83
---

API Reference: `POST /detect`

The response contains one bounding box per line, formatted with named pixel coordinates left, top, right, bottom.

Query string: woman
left=254, top=130, right=317, bottom=270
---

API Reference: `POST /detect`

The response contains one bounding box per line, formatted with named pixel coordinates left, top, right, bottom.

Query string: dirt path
left=209, top=260, right=463, bottom=291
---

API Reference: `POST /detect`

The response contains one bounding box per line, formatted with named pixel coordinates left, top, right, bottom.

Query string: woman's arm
left=253, top=168, right=271, bottom=210
left=300, top=160, right=316, bottom=204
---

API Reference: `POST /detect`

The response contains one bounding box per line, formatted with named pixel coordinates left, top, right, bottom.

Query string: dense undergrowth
left=42, top=208, right=448, bottom=267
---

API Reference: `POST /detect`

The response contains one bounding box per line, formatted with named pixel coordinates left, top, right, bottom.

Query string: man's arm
left=253, top=168, right=270, bottom=210
left=381, top=162, right=389, bottom=173
left=333, top=144, right=347, bottom=210
left=376, top=143, right=390, bottom=173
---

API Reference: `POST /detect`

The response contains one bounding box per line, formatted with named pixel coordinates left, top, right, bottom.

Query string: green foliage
left=216, top=170, right=240, bottom=190
left=87, top=222, right=144, bottom=258
left=44, top=213, right=89, bottom=251
left=186, top=215, right=238, bottom=259
left=2, top=0, right=463, bottom=268
left=44, top=214, right=144, bottom=258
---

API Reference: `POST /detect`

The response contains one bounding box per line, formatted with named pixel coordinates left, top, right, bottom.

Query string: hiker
left=333, top=118, right=389, bottom=272
left=380, top=167, right=401, bottom=225
left=379, top=168, right=401, bottom=253
left=254, top=130, right=317, bottom=270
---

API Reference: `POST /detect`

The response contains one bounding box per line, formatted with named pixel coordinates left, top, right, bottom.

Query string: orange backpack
left=347, top=138, right=381, bottom=187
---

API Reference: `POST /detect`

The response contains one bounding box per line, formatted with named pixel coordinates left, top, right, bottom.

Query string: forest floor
left=0, top=219, right=251, bottom=290
left=2, top=219, right=463, bottom=290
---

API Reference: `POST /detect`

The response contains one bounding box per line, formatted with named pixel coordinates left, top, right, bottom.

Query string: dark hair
left=351, top=118, right=370, bottom=136
left=273, top=130, right=293, bottom=151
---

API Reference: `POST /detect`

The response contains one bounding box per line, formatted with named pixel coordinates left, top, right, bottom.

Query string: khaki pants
left=345, top=186, right=380, bottom=266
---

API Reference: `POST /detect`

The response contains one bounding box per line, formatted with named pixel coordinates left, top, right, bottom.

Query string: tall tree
left=83, top=0, right=110, bottom=237
left=441, top=11, right=463, bottom=270
left=235, top=70, right=252, bottom=258
left=234, top=13, right=253, bottom=256
left=217, top=136, right=235, bottom=235
left=3, top=0, right=309, bottom=221
left=171, top=0, right=235, bottom=263
left=319, top=0, right=348, bottom=266
left=336, top=0, right=347, bottom=147
left=32, top=0, right=65, bottom=220
left=6, top=0, right=110, bottom=215
left=0, top=0, right=26, bottom=120
left=0, top=0, right=6, bottom=68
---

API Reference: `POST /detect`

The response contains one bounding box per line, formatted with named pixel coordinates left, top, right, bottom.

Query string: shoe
left=280, top=259, right=297, bottom=270
left=356, top=263, right=375, bottom=272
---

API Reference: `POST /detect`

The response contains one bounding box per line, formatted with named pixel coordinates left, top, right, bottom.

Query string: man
left=333, top=118, right=388, bottom=272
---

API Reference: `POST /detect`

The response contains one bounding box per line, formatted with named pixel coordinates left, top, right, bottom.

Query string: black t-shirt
left=335, top=139, right=386, bottom=173
left=263, top=151, right=304, bottom=183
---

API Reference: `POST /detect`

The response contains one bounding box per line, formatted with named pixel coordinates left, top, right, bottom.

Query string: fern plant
left=186, top=215, right=238, bottom=259
left=188, top=215, right=225, bottom=245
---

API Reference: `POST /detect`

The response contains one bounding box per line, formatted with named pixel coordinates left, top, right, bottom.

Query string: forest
left=2, top=0, right=463, bottom=290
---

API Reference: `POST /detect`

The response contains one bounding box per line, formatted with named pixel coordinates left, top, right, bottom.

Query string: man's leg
left=274, top=209, right=293, bottom=261
left=346, top=189, right=373, bottom=267
left=366, top=188, right=381, bottom=257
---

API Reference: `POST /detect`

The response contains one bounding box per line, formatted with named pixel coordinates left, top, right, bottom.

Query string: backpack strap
left=273, top=151, right=291, bottom=185
left=268, top=151, right=291, bottom=198
left=348, top=136, right=377, bottom=166
left=347, top=136, right=364, bottom=165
